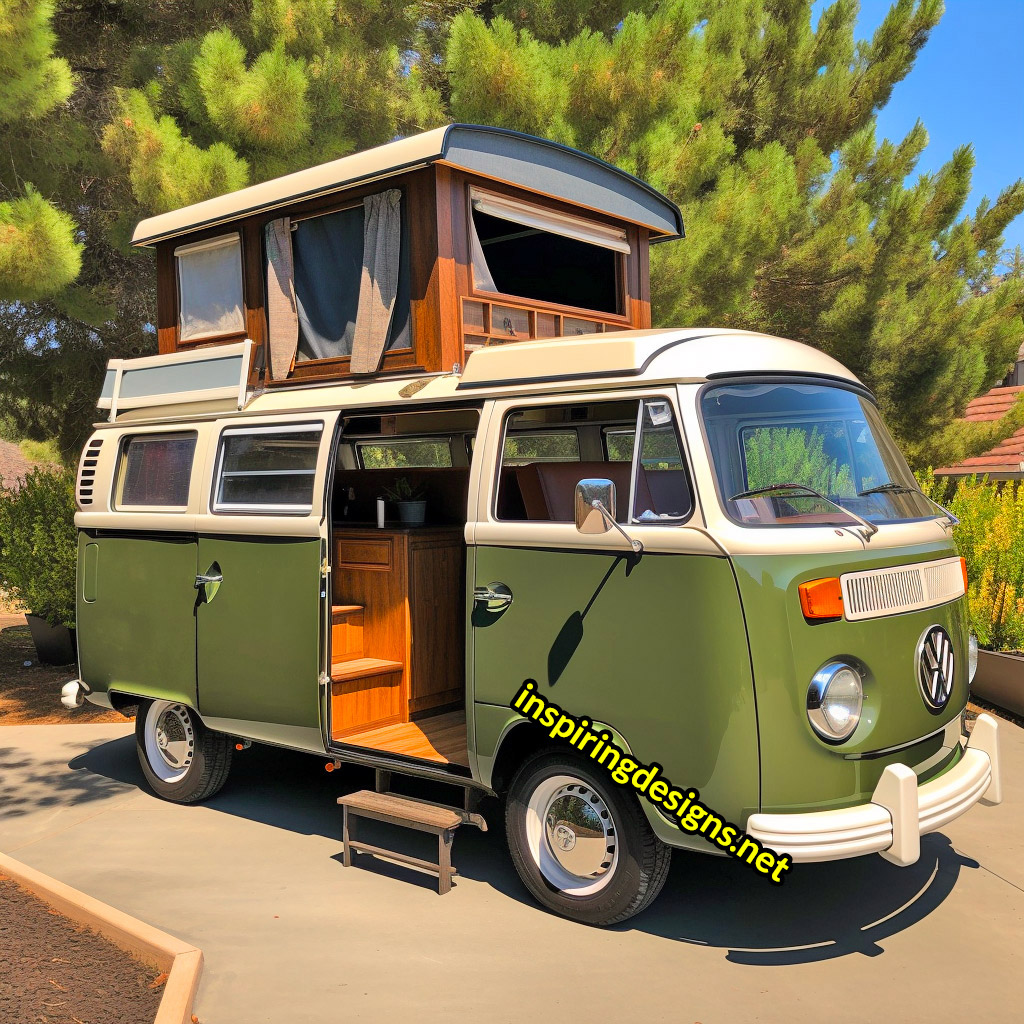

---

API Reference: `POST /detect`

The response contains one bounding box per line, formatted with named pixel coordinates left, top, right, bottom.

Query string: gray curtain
left=293, top=206, right=363, bottom=362
left=351, top=189, right=402, bottom=374
left=265, top=217, right=298, bottom=380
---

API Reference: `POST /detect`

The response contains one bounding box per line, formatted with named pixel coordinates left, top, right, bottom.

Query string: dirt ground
left=0, top=615, right=126, bottom=725
left=0, top=876, right=163, bottom=1024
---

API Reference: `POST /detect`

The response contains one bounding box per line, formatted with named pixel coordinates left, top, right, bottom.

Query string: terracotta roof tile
left=935, top=423, right=1024, bottom=477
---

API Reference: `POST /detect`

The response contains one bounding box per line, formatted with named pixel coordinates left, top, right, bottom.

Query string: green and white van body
left=71, top=329, right=1001, bottom=872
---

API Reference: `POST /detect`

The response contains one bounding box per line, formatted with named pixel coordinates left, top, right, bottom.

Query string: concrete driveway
left=1, top=718, right=1020, bottom=1023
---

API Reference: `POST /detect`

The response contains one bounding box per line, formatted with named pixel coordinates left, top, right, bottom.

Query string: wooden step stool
left=338, top=790, right=487, bottom=894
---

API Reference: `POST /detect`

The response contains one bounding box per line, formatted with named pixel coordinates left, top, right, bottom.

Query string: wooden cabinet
left=330, top=526, right=465, bottom=739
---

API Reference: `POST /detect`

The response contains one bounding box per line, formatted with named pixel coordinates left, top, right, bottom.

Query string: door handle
left=195, top=563, right=223, bottom=603
left=474, top=582, right=513, bottom=612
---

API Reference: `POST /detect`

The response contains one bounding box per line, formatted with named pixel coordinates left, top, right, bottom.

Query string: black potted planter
left=973, top=649, right=1024, bottom=717
left=25, top=615, right=77, bottom=666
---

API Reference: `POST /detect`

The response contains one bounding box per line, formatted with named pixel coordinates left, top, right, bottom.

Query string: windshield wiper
left=858, top=482, right=915, bottom=496
left=857, top=481, right=960, bottom=527
left=728, top=482, right=878, bottom=540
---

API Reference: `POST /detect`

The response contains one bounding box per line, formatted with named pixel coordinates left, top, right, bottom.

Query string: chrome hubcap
left=544, top=785, right=616, bottom=880
left=525, top=774, right=619, bottom=896
left=145, top=701, right=195, bottom=782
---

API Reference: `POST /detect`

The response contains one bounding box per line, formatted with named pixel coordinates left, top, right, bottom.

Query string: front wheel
left=136, top=699, right=232, bottom=803
left=505, top=752, right=671, bottom=926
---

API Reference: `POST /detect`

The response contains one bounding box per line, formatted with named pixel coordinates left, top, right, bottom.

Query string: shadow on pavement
left=64, top=734, right=977, bottom=963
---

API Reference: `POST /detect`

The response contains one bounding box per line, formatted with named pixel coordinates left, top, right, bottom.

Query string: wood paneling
left=330, top=526, right=465, bottom=740
left=331, top=669, right=404, bottom=736
left=151, top=162, right=655, bottom=379
left=156, top=243, right=177, bottom=355
left=337, top=711, right=469, bottom=766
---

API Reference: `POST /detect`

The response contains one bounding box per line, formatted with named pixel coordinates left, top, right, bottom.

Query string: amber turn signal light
left=960, top=556, right=968, bottom=592
left=799, top=577, right=844, bottom=620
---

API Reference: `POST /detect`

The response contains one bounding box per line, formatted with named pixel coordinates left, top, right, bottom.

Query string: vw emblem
left=917, top=625, right=955, bottom=711
left=552, top=824, right=577, bottom=852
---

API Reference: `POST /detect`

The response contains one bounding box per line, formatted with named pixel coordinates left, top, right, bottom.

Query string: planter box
left=973, top=649, right=1024, bottom=717
left=26, top=615, right=77, bottom=666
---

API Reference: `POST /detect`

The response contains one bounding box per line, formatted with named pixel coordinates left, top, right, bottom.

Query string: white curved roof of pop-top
left=131, top=124, right=685, bottom=247
left=240, top=329, right=864, bottom=418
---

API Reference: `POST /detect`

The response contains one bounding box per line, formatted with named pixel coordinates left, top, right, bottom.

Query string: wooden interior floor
left=337, top=711, right=469, bottom=767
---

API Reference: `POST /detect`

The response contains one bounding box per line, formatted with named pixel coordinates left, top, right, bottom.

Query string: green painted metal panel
left=731, top=539, right=969, bottom=812
left=82, top=543, right=99, bottom=603
left=196, top=535, right=322, bottom=741
left=472, top=546, right=758, bottom=824
left=76, top=531, right=198, bottom=705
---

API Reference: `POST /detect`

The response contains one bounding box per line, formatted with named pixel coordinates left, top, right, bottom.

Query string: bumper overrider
left=745, top=714, right=1002, bottom=866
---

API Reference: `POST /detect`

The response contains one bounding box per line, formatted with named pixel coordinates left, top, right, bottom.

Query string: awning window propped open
left=469, top=189, right=629, bottom=315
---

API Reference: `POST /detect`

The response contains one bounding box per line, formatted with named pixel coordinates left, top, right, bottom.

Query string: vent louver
left=77, top=438, right=103, bottom=507
left=840, top=557, right=964, bottom=621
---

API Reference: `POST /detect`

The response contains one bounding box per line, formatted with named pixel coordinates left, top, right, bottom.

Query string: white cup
left=376, top=498, right=385, bottom=529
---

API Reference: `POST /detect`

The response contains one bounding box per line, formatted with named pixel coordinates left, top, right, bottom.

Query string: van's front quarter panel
left=471, top=545, right=760, bottom=843
left=731, top=539, right=969, bottom=814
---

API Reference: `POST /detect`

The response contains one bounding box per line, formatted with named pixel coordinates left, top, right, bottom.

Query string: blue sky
left=826, top=0, right=1024, bottom=259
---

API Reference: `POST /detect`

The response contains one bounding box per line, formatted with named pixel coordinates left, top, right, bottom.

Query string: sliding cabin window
left=115, top=433, right=197, bottom=509
left=212, top=424, right=323, bottom=514
left=357, top=438, right=454, bottom=469
left=284, top=199, right=412, bottom=364
left=175, top=234, right=245, bottom=343
left=469, top=189, right=627, bottom=316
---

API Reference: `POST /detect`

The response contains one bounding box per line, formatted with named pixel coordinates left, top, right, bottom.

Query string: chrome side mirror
left=574, top=479, right=643, bottom=554
left=575, top=478, right=616, bottom=534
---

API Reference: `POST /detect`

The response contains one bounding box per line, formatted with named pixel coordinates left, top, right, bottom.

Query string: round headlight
left=968, top=634, right=979, bottom=684
left=807, top=662, right=863, bottom=743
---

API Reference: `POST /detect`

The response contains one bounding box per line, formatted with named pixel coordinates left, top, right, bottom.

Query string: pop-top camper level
left=131, top=124, right=683, bottom=390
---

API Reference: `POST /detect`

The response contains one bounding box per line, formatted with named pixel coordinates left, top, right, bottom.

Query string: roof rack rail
left=97, top=340, right=253, bottom=422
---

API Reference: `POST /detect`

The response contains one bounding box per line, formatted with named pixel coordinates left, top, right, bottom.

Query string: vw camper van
left=65, top=126, right=1001, bottom=925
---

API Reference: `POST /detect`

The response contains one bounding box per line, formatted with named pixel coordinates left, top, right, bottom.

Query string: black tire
left=505, top=751, right=671, bottom=926
left=135, top=699, right=233, bottom=803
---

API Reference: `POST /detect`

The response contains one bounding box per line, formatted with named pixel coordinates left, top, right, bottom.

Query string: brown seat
left=514, top=461, right=644, bottom=521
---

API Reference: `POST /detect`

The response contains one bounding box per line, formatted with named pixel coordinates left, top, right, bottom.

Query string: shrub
left=920, top=472, right=1024, bottom=652
left=0, top=466, right=77, bottom=628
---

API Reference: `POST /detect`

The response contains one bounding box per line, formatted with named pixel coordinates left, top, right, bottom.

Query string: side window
left=496, top=401, right=634, bottom=523
left=117, top=433, right=197, bottom=509
left=357, top=438, right=453, bottom=468
left=213, top=425, right=323, bottom=514
left=175, top=234, right=245, bottom=342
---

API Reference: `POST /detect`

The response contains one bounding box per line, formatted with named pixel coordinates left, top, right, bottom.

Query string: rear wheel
left=505, top=752, right=671, bottom=926
left=136, top=699, right=232, bottom=803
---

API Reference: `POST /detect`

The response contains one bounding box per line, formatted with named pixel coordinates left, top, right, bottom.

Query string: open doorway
left=326, top=405, right=481, bottom=771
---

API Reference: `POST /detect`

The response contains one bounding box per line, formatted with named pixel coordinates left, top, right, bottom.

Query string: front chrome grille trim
left=840, top=556, right=965, bottom=621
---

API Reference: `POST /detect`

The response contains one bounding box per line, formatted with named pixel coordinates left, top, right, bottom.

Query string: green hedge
left=0, top=467, right=77, bottom=628
left=922, top=472, right=1024, bottom=652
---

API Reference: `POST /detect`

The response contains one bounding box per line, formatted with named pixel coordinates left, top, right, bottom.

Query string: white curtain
left=176, top=234, right=245, bottom=342
left=265, top=217, right=299, bottom=380
left=351, top=189, right=402, bottom=374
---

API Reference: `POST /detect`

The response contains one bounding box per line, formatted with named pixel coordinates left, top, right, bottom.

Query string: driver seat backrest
left=515, top=461, right=649, bottom=521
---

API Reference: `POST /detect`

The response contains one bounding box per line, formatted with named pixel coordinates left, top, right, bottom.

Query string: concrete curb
left=0, top=852, right=202, bottom=1024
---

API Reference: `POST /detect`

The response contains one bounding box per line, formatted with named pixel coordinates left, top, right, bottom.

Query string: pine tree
left=1, top=0, right=1022, bottom=469
left=0, top=1, right=80, bottom=300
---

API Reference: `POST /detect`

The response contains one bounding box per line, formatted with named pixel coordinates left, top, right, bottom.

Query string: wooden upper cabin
left=133, top=124, right=683, bottom=386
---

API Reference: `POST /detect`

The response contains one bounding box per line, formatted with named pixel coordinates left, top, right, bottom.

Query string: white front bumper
left=746, top=713, right=1002, bottom=866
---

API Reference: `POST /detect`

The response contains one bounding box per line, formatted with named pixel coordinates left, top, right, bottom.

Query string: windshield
left=700, top=382, right=935, bottom=527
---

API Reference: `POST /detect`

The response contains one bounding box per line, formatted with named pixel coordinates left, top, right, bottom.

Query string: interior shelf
left=331, top=657, right=404, bottom=683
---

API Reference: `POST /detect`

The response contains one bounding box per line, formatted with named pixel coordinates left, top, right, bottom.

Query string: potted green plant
left=382, top=476, right=428, bottom=526
left=0, top=467, right=78, bottom=665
